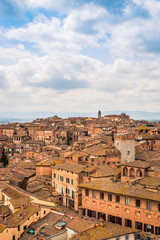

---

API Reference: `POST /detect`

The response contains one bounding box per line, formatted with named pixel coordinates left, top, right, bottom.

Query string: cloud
left=33, top=78, right=88, bottom=90
left=3, top=3, right=109, bottom=54
left=17, top=0, right=75, bottom=14
left=0, top=0, right=160, bottom=113
left=0, top=71, right=7, bottom=88
left=3, top=0, right=160, bottom=58
left=0, top=45, right=36, bottom=65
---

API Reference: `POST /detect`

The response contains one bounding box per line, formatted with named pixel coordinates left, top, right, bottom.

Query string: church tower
left=98, top=110, right=101, bottom=119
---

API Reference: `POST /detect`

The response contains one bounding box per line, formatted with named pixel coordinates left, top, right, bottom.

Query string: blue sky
left=0, top=0, right=160, bottom=113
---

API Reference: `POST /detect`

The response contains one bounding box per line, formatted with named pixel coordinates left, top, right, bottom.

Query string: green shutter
left=72, top=190, right=74, bottom=198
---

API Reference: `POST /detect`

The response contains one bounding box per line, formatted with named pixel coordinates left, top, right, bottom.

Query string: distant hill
left=0, top=111, right=159, bottom=123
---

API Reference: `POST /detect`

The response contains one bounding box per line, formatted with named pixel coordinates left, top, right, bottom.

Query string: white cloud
left=0, top=46, right=159, bottom=112
left=0, top=0, right=160, bottom=113
left=16, top=0, right=75, bottom=14
left=2, top=4, right=110, bottom=54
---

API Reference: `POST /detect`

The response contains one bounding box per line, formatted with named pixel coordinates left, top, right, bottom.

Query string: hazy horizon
left=0, top=110, right=160, bottom=122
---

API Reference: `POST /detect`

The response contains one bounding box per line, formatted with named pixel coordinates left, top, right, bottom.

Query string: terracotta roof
left=67, top=151, right=88, bottom=158
left=0, top=205, right=12, bottom=216
left=6, top=204, right=39, bottom=226
left=25, top=212, right=73, bottom=238
left=0, top=125, right=14, bottom=129
left=66, top=216, right=94, bottom=233
left=89, top=165, right=120, bottom=178
left=35, top=157, right=65, bottom=167
left=135, top=151, right=160, bottom=161
left=53, top=163, right=85, bottom=173
left=22, top=139, right=44, bottom=145
left=149, top=166, right=160, bottom=173
left=83, top=144, right=118, bottom=157
left=79, top=179, right=160, bottom=202
left=83, top=166, right=97, bottom=173
left=16, top=160, right=36, bottom=170
left=120, top=160, right=151, bottom=169
left=70, top=222, right=140, bottom=240
left=9, top=198, right=29, bottom=209
left=1, top=185, right=27, bottom=200
left=84, top=144, right=109, bottom=156
left=0, top=224, right=5, bottom=233
left=139, top=176, right=160, bottom=188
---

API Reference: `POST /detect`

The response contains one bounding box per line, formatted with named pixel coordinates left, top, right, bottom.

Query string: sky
left=0, top=0, right=160, bottom=114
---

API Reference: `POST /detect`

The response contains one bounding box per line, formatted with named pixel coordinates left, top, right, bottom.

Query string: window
left=145, top=237, right=152, bottom=240
left=125, top=197, right=130, bottom=205
left=100, top=192, right=104, bottom=200
left=146, top=201, right=151, bottom=210
left=135, top=234, right=141, bottom=240
left=135, top=222, right=142, bottom=230
left=92, top=191, right=96, bottom=198
left=72, top=190, right=74, bottom=199
left=36, top=212, right=39, bottom=216
left=144, top=224, right=154, bottom=234
left=116, top=217, right=122, bottom=225
left=71, top=179, right=73, bottom=185
left=108, top=215, right=115, bottom=223
left=158, top=203, right=160, bottom=212
left=68, top=189, right=70, bottom=194
left=127, top=151, right=130, bottom=155
left=108, top=194, right=112, bottom=201
left=125, top=236, right=129, bottom=240
left=136, top=199, right=140, bottom=207
left=66, top=178, right=70, bottom=183
left=60, top=176, right=64, bottom=181
left=125, top=219, right=132, bottom=228
left=116, top=195, right=120, bottom=203
left=85, top=189, right=89, bottom=196
left=43, top=210, right=46, bottom=215
left=123, top=167, right=128, bottom=176
left=54, top=173, right=56, bottom=178
left=57, top=175, right=59, bottom=180
left=155, top=227, right=160, bottom=235
left=116, top=238, right=120, bottom=240
left=23, top=225, right=27, bottom=230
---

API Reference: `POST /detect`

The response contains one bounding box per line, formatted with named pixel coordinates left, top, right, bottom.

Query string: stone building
left=115, top=133, right=135, bottom=163
left=52, top=163, right=85, bottom=211
left=79, top=177, right=160, bottom=239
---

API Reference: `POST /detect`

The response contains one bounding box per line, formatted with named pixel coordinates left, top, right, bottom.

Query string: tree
left=1, top=149, right=8, bottom=166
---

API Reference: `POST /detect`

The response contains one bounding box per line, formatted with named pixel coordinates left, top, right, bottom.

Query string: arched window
left=137, top=169, right=142, bottom=177
left=123, top=167, right=128, bottom=176
left=130, top=168, right=135, bottom=177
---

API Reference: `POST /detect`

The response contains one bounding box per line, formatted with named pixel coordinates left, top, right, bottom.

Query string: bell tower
left=98, top=110, right=101, bottom=119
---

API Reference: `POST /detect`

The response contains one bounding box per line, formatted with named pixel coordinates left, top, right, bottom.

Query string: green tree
left=1, top=149, right=8, bottom=167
